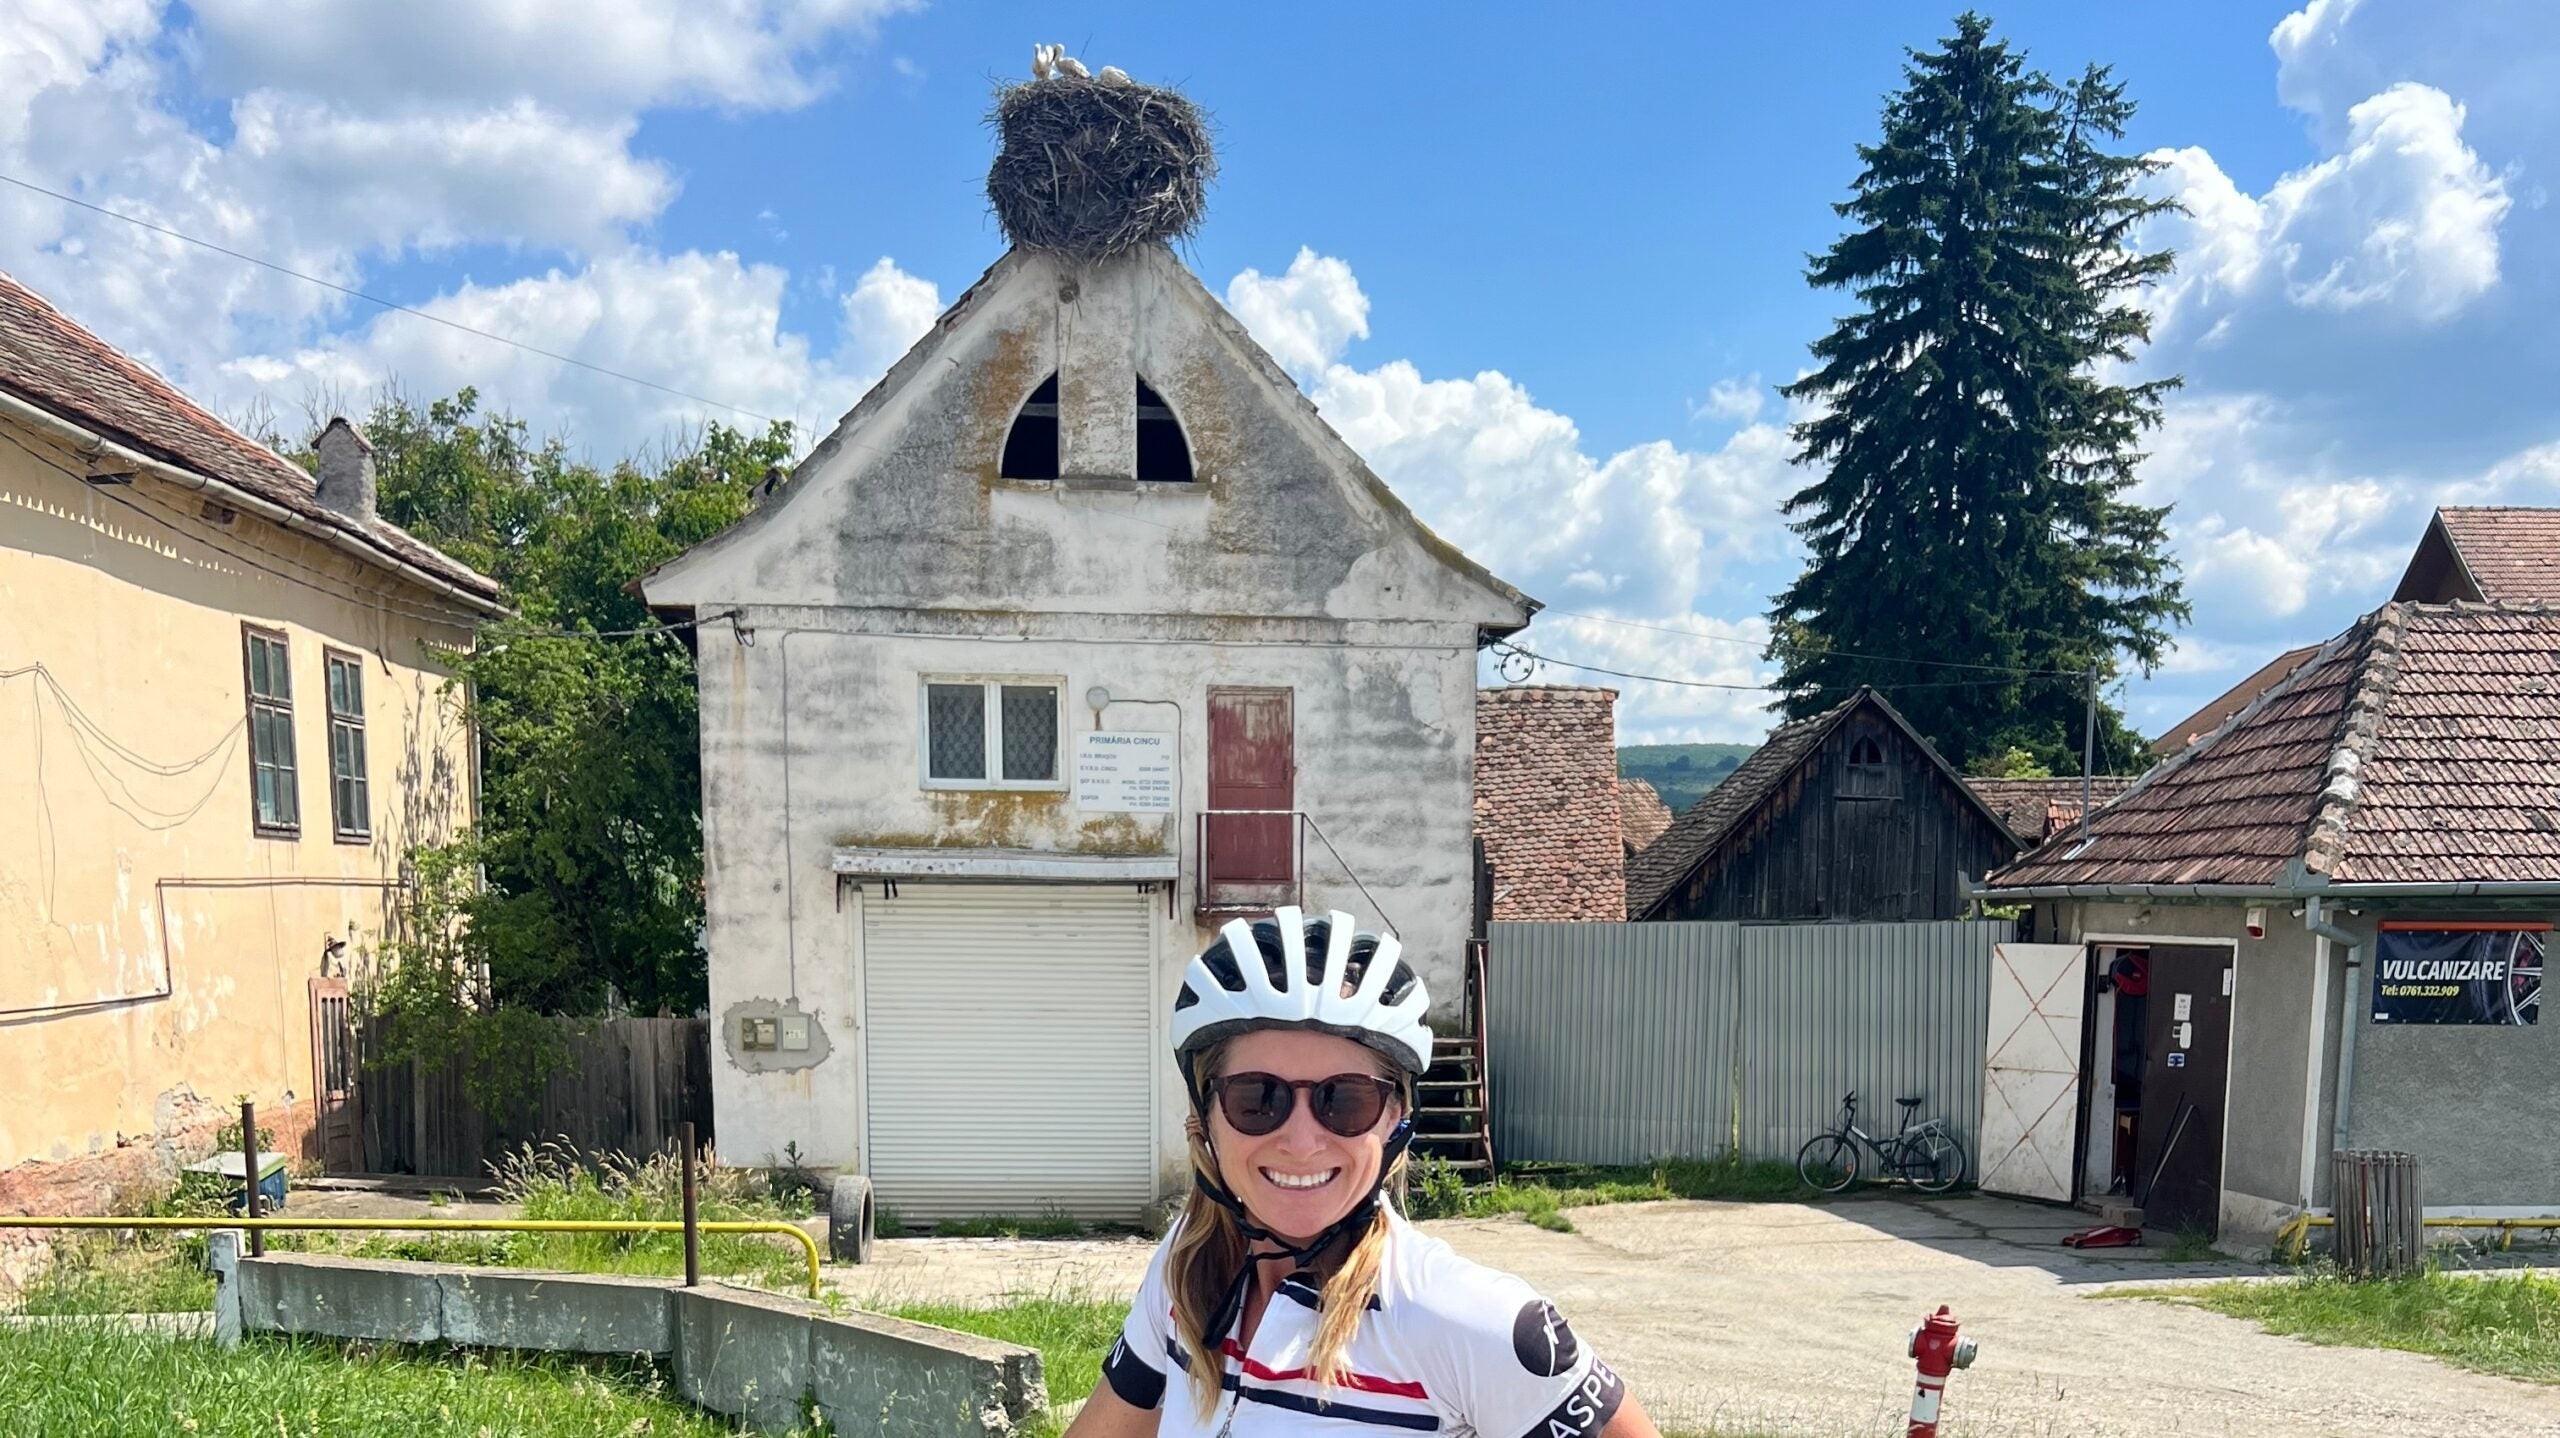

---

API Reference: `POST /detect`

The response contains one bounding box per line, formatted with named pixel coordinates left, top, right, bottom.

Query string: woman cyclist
left=1068, top=908, right=1660, bottom=1438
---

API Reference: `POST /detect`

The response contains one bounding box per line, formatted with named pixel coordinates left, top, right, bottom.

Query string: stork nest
left=987, top=76, right=1215, bottom=260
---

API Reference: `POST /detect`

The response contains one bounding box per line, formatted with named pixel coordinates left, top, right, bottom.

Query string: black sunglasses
left=1210, top=1072, right=1402, bottom=1138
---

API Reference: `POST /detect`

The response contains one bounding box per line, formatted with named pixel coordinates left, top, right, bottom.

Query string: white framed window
left=919, top=676, right=1065, bottom=790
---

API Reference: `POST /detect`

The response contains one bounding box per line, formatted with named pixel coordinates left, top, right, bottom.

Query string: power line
left=1537, top=606, right=2094, bottom=678
left=0, top=171, right=783, bottom=426
left=1493, top=641, right=2077, bottom=696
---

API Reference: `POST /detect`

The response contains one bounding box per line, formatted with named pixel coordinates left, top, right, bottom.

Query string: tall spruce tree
left=1769, top=13, right=2187, bottom=771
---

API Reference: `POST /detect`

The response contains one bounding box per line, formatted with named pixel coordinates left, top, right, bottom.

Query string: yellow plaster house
left=0, top=270, right=505, bottom=1225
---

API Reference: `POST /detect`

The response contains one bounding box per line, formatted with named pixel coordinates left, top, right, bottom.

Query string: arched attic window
left=1840, top=733, right=1893, bottom=799
left=995, top=372, right=1196, bottom=482
left=999, top=373, right=1060, bottom=479
left=1136, top=376, right=1193, bottom=483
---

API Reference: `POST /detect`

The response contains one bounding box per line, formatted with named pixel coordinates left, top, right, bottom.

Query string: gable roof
left=644, top=244, right=1532, bottom=628
left=1473, top=687, right=1626, bottom=921
left=1623, top=687, right=2016, bottom=918
left=2421, top=508, right=2560, bottom=604
left=1618, top=778, right=1674, bottom=855
left=1966, top=776, right=2139, bottom=841
left=2150, top=644, right=2323, bottom=757
left=1985, top=602, right=2560, bottom=894
left=0, top=270, right=504, bottom=615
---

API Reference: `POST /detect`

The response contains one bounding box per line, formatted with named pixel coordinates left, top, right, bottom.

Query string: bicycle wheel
left=1905, top=1130, right=1967, bottom=1194
left=1796, top=1133, right=1860, bottom=1194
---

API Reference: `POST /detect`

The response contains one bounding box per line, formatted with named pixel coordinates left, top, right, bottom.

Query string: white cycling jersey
left=1102, top=1211, right=1625, bottom=1438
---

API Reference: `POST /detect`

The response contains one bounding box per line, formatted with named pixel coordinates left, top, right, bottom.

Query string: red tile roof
left=2435, top=508, right=2560, bottom=604
left=1475, top=687, right=1626, bottom=921
left=2150, top=644, right=2324, bottom=756
left=1986, top=603, right=2560, bottom=891
left=1618, top=778, right=1674, bottom=855
left=0, top=269, right=503, bottom=611
left=1965, top=776, right=2139, bottom=841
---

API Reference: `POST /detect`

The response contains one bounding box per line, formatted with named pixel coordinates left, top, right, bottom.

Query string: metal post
left=679, top=1121, right=700, bottom=1288
left=2078, top=663, right=2098, bottom=841
left=239, top=1100, right=264, bottom=1258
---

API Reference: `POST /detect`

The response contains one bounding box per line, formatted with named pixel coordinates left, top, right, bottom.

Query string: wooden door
left=2134, top=944, right=2233, bottom=1235
left=1205, top=688, right=1295, bottom=910
left=308, top=975, right=361, bottom=1173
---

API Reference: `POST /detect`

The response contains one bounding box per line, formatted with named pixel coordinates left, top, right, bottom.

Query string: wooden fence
left=353, top=1016, right=713, bottom=1180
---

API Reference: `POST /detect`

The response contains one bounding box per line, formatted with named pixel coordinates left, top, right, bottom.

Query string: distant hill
left=1618, top=742, right=1758, bottom=816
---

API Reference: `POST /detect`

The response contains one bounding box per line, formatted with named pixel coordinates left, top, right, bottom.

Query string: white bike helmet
left=1172, top=906, right=1433, bottom=1079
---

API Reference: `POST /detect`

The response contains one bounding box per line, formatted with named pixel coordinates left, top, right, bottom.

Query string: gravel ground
left=828, top=1194, right=2560, bottom=1438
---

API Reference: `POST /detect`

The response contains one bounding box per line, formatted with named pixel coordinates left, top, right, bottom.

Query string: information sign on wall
left=1074, top=732, right=1176, bottom=813
left=2371, top=923, right=2546, bottom=1025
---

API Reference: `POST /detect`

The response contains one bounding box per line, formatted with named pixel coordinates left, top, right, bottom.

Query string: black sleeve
left=1103, top=1331, right=1169, bottom=1411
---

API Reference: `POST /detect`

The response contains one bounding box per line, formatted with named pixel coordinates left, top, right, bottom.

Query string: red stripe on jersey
left=1217, top=1338, right=1430, bottom=1400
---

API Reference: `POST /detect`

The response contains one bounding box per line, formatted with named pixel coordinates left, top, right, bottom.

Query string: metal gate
left=1976, top=943, right=2085, bottom=1201
left=1489, top=919, right=2005, bottom=1166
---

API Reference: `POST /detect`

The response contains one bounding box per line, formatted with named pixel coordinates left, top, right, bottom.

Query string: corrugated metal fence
left=1489, top=920, right=2004, bottom=1166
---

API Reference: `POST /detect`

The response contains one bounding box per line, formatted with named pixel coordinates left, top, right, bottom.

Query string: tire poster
left=2371, top=923, right=2546, bottom=1026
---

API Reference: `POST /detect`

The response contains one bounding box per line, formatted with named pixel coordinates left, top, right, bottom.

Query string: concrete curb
left=213, top=1250, right=1046, bottom=1437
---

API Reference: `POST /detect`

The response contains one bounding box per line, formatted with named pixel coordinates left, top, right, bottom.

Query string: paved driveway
left=833, top=1195, right=2560, bottom=1438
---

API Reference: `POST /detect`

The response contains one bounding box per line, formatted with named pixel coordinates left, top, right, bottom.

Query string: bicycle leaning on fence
left=1795, top=1090, right=1968, bottom=1194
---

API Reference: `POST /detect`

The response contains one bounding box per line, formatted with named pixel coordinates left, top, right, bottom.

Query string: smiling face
left=1206, top=1028, right=1406, bottom=1247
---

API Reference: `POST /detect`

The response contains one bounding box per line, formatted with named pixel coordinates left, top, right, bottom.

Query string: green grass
left=884, top=1294, right=1124, bottom=1430
left=1411, top=1154, right=1805, bottom=1233
left=930, top=1213, right=1088, bottom=1240
left=0, top=1321, right=811, bottom=1436
left=8, top=1233, right=219, bottom=1316
left=2146, top=1267, right=2560, bottom=1383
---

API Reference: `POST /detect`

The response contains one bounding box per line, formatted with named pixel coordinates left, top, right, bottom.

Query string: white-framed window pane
left=927, top=683, right=988, bottom=780
left=1000, top=685, right=1058, bottom=782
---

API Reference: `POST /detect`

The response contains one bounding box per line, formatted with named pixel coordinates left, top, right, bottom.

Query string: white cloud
left=1227, top=248, right=1803, bottom=739
left=1223, top=247, right=1369, bottom=378
left=1695, top=375, right=1765, bottom=425
left=184, top=0, right=915, bottom=114
left=2144, top=83, right=2510, bottom=329
left=836, top=256, right=942, bottom=378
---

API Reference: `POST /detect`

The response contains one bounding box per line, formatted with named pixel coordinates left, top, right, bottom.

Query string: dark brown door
left=1205, top=688, right=1294, bottom=910
left=308, top=975, right=361, bottom=1173
left=2133, top=944, right=2233, bottom=1235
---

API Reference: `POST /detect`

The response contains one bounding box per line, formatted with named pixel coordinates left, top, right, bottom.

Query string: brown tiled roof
left=1474, top=687, right=1626, bottom=921
left=2150, top=644, right=2323, bottom=756
left=1986, top=603, right=2560, bottom=891
left=1618, top=778, right=1674, bottom=855
left=1624, top=688, right=2007, bottom=917
left=2436, top=508, right=2560, bottom=604
left=0, top=269, right=504, bottom=611
left=1965, top=776, right=2139, bottom=841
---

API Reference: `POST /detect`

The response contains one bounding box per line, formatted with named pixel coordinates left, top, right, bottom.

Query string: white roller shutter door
left=863, top=884, right=1156, bottom=1221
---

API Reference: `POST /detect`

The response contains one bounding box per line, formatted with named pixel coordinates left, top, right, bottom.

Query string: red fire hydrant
left=1905, top=1305, right=1977, bottom=1437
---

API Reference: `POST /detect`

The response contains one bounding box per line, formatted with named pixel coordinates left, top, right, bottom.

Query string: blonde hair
left=1169, top=1049, right=1407, bottom=1421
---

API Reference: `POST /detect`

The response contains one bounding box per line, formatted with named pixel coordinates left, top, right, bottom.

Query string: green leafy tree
left=1769, top=13, right=2187, bottom=773
left=343, top=391, right=789, bottom=1036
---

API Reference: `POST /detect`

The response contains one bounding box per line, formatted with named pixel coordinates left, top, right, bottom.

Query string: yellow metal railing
left=0, top=1217, right=824, bottom=1299
left=2275, top=1212, right=2560, bottom=1260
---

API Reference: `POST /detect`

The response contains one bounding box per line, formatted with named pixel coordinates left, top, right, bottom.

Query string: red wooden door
left=1206, top=688, right=1295, bottom=910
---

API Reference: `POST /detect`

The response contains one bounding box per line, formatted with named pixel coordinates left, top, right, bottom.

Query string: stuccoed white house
left=642, top=244, right=1533, bottom=1221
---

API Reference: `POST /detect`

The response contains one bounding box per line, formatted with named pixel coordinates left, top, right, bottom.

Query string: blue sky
left=5, top=1, right=2554, bottom=745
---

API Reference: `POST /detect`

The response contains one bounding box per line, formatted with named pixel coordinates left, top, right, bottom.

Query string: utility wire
left=1539, top=606, right=2094, bottom=678
left=0, top=171, right=783, bottom=426
left=1494, top=641, right=2081, bottom=696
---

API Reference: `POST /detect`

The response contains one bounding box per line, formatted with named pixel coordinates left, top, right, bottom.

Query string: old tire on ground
left=1796, top=1134, right=1859, bottom=1194
left=829, top=1175, right=876, bottom=1264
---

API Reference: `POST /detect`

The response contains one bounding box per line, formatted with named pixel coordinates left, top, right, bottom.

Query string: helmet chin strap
left=1191, top=1116, right=1415, bottom=1344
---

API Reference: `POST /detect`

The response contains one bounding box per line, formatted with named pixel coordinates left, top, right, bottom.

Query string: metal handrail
left=2274, top=1211, right=2560, bottom=1259
left=1194, top=808, right=1402, bottom=937
left=0, top=1216, right=824, bottom=1298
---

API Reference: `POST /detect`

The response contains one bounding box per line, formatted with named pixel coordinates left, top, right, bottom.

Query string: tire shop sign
left=2371, top=922, right=2546, bottom=1026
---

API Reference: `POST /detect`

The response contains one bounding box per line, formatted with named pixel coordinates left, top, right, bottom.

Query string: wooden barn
left=1624, top=688, right=2024, bottom=922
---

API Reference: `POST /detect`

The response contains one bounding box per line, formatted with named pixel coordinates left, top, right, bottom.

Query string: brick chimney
left=314, top=417, right=377, bottom=520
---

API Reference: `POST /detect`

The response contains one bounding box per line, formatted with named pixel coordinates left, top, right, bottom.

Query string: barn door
left=308, top=975, right=361, bottom=1174
left=1978, top=943, right=2087, bottom=1202
left=1205, top=688, right=1294, bottom=911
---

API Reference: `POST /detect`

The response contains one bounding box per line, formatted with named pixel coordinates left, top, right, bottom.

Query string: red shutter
left=1205, top=688, right=1295, bottom=909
